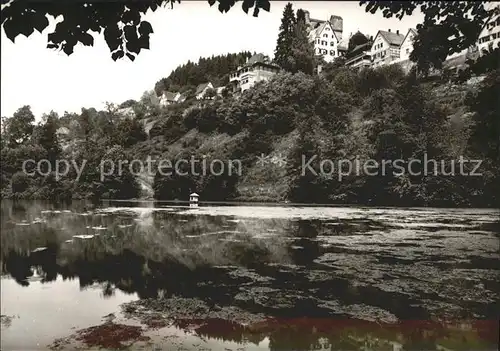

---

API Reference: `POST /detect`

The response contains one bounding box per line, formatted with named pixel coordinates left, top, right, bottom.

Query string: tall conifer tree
left=274, top=3, right=296, bottom=71
left=290, top=9, right=316, bottom=75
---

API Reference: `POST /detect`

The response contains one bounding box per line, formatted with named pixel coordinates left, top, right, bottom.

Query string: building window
left=323, top=34, right=328, bottom=38
left=406, top=48, right=410, bottom=54
left=325, top=27, right=330, bottom=31
left=330, top=42, right=335, bottom=46
left=330, top=50, right=335, bottom=56
left=316, top=39, right=320, bottom=44
left=493, top=33, right=498, bottom=39
left=321, top=40, right=327, bottom=45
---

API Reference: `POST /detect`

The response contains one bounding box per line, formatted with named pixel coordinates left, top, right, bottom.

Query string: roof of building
left=308, top=15, right=343, bottom=33
left=401, top=28, right=417, bottom=45
left=56, top=126, right=70, bottom=135
left=247, top=53, right=268, bottom=65
left=338, top=38, right=348, bottom=51
left=239, top=53, right=280, bottom=70
left=352, top=41, right=372, bottom=54
left=377, top=30, right=405, bottom=46
left=162, top=91, right=178, bottom=101
left=313, top=21, right=340, bottom=41
left=195, top=82, right=212, bottom=96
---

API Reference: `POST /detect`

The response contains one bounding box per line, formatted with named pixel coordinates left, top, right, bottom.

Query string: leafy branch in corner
left=1, top=0, right=271, bottom=61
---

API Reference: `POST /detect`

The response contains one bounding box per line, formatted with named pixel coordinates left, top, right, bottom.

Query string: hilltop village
left=156, top=6, right=500, bottom=103
left=2, top=3, right=499, bottom=208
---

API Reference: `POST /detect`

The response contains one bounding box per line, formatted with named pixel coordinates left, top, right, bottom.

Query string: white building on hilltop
left=398, top=28, right=417, bottom=62
left=228, top=53, right=280, bottom=92
left=370, top=29, right=405, bottom=68
left=304, top=11, right=347, bottom=63
left=475, top=2, right=500, bottom=55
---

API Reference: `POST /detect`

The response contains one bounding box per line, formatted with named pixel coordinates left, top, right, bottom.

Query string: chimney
left=396, top=29, right=399, bottom=35
left=388, top=29, right=391, bottom=32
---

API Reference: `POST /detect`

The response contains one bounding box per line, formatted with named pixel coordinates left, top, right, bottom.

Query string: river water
left=1, top=200, right=499, bottom=350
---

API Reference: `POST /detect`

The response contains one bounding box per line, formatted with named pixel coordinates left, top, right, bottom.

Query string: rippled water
left=1, top=200, right=499, bottom=350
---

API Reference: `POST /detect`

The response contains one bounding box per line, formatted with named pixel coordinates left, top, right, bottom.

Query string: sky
left=1, top=1, right=424, bottom=119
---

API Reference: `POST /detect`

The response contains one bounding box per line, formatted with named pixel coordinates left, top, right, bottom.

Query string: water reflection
left=1, top=200, right=499, bottom=350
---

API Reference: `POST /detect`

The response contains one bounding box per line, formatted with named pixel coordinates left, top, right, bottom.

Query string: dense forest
left=153, top=52, right=253, bottom=96
left=1, top=3, right=498, bottom=207
left=1, top=60, right=498, bottom=207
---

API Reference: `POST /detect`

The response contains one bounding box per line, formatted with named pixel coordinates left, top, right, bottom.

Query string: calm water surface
left=1, top=200, right=499, bottom=350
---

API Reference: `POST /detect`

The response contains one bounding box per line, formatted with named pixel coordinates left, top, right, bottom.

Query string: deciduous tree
left=5, top=106, right=35, bottom=147
left=1, top=0, right=270, bottom=61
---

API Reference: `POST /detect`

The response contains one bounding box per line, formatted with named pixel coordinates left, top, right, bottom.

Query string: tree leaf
left=3, top=18, right=18, bottom=42
left=208, top=0, right=216, bottom=6
left=138, top=21, right=153, bottom=35
left=139, top=36, right=150, bottom=49
left=32, top=13, right=49, bottom=33
left=62, top=44, right=74, bottom=55
left=126, top=53, right=136, bottom=61
left=126, top=39, right=141, bottom=54
left=111, top=50, right=124, bottom=61
left=80, top=32, right=94, bottom=46
left=260, top=0, right=270, bottom=12
left=242, top=0, right=253, bottom=14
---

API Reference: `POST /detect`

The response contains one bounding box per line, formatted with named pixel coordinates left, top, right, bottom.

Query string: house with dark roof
left=228, top=53, right=280, bottom=92
left=345, top=41, right=373, bottom=70
left=370, top=29, right=405, bottom=68
left=304, top=11, right=347, bottom=63
left=195, top=82, right=214, bottom=99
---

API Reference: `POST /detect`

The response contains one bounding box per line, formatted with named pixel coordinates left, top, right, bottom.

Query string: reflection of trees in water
left=170, top=318, right=497, bottom=351
left=1, top=203, right=498, bottom=350
left=288, top=220, right=321, bottom=266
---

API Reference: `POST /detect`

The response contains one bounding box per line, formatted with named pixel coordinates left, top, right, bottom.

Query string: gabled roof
left=162, top=91, right=178, bottom=101
left=308, top=15, right=342, bottom=32
left=375, top=30, right=405, bottom=46
left=351, top=41, right=372, bottom=55
left=310, top=21, right=340, bottom=43
left=195, top=82, right=211, bottom=96
left=56, top=126, right=70, bottom=135
left=401, top=28, right=417, bottom=46
left=239, top=53, right=279, bottom=70
left=247, top=53, right=268, bottom=65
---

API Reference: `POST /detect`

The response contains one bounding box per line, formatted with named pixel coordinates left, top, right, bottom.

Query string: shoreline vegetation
left=1, top=3, right=499, bottom=208
left=1, top=66, right=499, bottom=208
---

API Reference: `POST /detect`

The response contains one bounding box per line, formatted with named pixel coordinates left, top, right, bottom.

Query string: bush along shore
left=2, top=60, right=499, bottom=207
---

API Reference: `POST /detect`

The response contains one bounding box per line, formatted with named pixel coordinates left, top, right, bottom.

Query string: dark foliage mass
left=154, top=52, right=252, bottom=96
left=1, top=0, right=270, bottom=61
left=1, top=1, right=498, bottom=207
